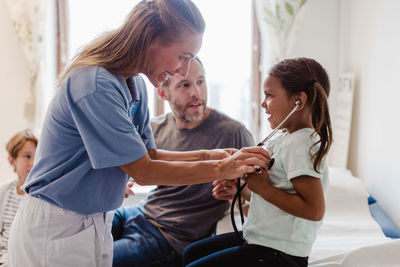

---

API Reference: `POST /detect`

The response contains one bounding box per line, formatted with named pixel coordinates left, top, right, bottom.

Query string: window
left=68, top=0, right=252, bottom=129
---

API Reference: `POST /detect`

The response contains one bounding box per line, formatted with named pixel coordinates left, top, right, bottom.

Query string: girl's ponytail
left=309, top=82, right=333, bottom=172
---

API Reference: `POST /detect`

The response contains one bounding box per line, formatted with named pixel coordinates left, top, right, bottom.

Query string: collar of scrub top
left=126, top=76, right=140, bottom=116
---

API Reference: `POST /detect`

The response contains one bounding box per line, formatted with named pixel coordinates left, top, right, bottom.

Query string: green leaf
left=263, top=7, right=275, bottom=20
left=300, top=0, right=307, bottom=8
left=276, top=4, right=281, bottom=20
left=264, top=17, right=277, bottom=28
left=285, top=2, right=294, bottom=16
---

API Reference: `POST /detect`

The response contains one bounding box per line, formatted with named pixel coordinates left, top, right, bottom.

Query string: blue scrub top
left=23, top=66, right=155, bottom=214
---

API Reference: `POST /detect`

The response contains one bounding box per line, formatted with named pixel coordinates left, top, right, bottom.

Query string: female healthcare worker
left=7, top=0, right=269, bottom=266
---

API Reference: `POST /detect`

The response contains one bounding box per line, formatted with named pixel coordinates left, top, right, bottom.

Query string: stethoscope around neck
left=230, top=100, right=301, bottom=241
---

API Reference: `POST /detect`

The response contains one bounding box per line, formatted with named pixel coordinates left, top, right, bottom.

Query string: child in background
left=0, top=130, right=37, bottom=265
left=184, top=57, right=333, bottom=267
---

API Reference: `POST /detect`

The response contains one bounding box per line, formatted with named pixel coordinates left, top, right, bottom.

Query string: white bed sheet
left=309, top=167, right=400, bottom=266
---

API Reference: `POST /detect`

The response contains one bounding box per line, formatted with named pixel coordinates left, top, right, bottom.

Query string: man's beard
left=170, top=99, right=207, bottom=123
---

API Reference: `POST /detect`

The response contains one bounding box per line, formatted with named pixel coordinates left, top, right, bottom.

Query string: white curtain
left=5, top=0, right=47, bottom=129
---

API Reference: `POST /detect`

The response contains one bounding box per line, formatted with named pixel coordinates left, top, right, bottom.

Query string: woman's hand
left=223, top=148, right=238, bottom=156
left=207, top=148, right=237, bottom=160
left=219, top=146, right=270, bottom=180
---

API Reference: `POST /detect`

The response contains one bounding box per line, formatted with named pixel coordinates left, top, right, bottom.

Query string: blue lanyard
left=131, top=104, right=138, bottom=116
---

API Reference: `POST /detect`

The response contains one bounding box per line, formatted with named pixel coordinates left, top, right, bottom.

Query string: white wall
left=289, top=0, right=340, bottom=98
left=340, top=0, right=400, bottom=227
left=0, top=0, right=31, bottom=182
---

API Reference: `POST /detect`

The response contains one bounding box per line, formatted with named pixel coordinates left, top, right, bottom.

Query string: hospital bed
left=216, top=167, right=400, bottom=266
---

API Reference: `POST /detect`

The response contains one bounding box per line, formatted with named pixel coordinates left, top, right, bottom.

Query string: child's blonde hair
left=6, top=129, right=38, bottom=159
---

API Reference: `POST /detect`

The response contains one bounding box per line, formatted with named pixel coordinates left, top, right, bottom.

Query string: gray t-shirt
left=140, top=109, right=254, bottom=254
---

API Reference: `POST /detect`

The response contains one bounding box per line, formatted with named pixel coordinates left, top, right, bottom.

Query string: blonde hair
left=6, top=129, right=38, bottom=159
left=59, top=0, right=205, bottom=86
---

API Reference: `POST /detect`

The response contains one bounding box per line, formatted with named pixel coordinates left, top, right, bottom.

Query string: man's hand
left=124, top=181, right=135, bottom=198
left=212, top=179, right=237, bottom=201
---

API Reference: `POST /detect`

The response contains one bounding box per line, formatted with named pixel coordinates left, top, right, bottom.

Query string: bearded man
left=111, top=58, right=254, bottom=267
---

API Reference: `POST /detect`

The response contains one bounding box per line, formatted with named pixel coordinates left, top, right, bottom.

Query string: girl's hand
left=124, top=181, right=135, bottom=198
left=212, top=179, right=237, bottom=200
left=246, top=168, right=273, bottom=195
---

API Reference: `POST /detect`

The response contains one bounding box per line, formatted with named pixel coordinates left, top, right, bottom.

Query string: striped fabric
left=0, top=181, right=23, bottom=262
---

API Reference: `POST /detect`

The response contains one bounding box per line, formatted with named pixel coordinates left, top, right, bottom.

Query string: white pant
left=8, top=195, right=114, bottom=267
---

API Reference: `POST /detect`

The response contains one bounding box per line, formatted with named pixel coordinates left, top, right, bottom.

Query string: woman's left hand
left=207, top=148, right=237, bottom=160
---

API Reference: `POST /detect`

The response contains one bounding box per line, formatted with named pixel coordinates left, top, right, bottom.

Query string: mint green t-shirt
left=243, top=128, right=329, bottom=257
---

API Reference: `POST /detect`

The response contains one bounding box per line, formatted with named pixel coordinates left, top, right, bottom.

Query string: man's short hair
left=161, top=57, right=204, bottom=88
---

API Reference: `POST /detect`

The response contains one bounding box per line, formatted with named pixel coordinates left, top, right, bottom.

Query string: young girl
left=0, top=130, right=37, bottom=265
left=183, top=57, right=333, bottom=267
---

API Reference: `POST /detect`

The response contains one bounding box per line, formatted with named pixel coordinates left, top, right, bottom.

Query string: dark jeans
left=183, top=232, right=308, bottom=267
left=112, top=206, right=181, bottom=267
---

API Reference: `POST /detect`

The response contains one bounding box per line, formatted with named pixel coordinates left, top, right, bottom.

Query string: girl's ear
left=294, top=92, right=308, bottom=111
left=157, top=87, right=169, bottom=101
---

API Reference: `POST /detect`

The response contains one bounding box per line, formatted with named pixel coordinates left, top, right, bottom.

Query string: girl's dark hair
left=269, top=57, right=333, bottom=172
